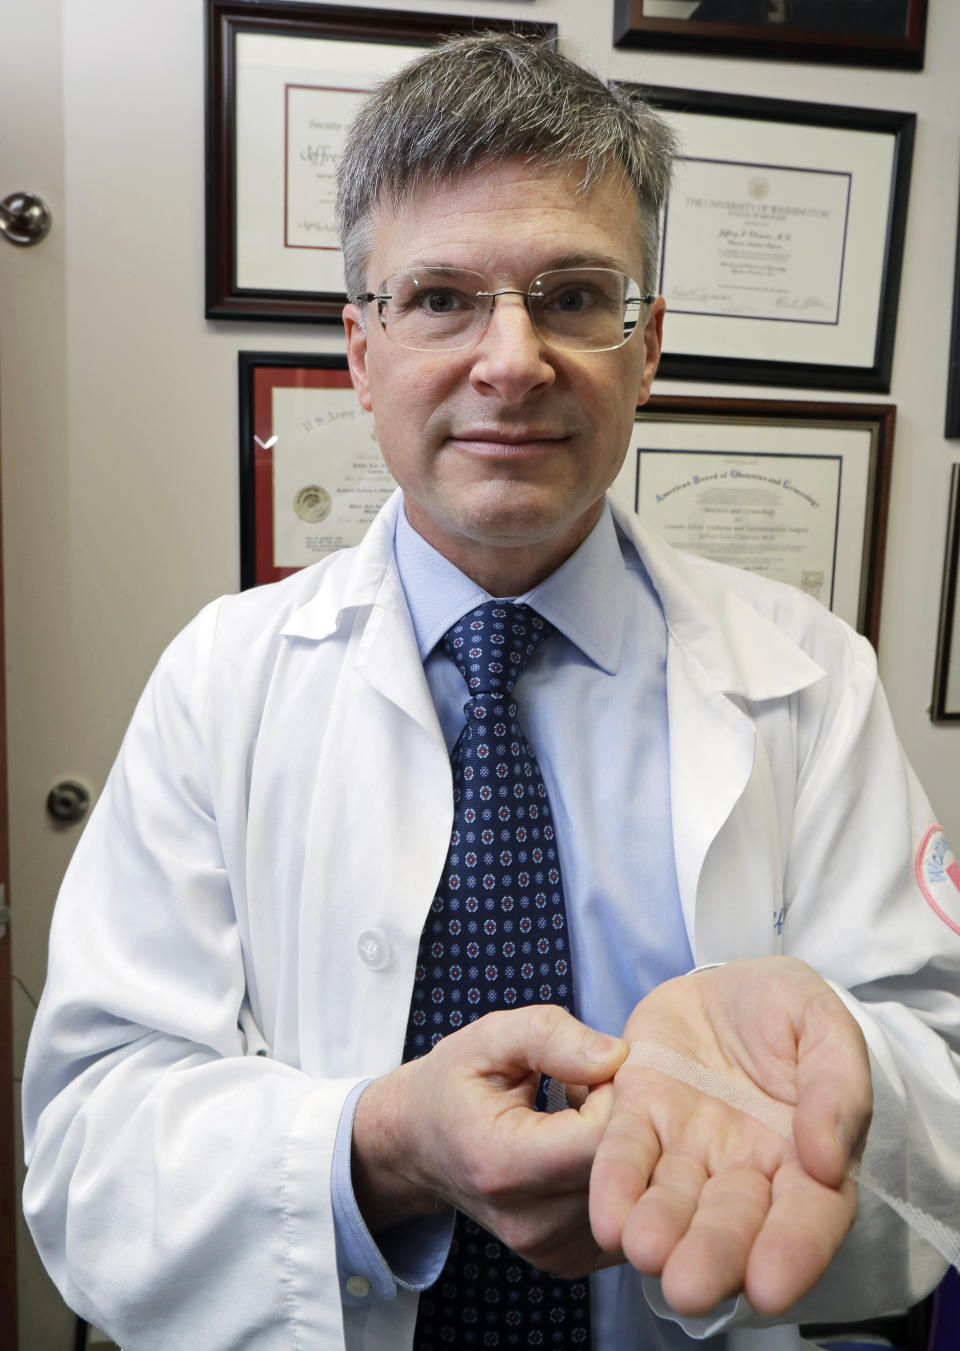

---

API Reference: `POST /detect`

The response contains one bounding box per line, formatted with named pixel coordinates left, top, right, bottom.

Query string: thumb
left=474, top=1005, right=627, bottom=1087
left=794, top=1071, right=872, bottom=1188
left=793, top=996, right=872, bottom=1188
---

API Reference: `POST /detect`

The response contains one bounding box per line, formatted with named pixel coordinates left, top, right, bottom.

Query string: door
left=0, top=406, right=15, bottom=1351
left=0, top=2, right=287, bottom=1345
left=1, top=0, right=89, bottom=1346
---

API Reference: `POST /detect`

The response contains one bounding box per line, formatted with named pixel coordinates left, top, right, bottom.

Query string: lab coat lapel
left=612, top=506, right=825, bottom=965
left=282, top=497, right=454, bottom=1078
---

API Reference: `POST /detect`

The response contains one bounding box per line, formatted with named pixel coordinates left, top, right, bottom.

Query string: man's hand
left=352, top=1006, right=627, bottom=1277
left=589, top=957, right=872, bottom=1317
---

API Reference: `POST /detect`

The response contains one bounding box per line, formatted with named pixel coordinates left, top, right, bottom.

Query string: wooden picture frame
left=613, top=1, right=929, bottom=70
left=238, top=351, right=396, bottom=588
left=205, top=1, right=555, bottom=322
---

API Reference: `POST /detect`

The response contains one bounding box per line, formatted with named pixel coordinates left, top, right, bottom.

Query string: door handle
left=46, top=779, right=91, bottom=824
left=0, top=191, right=52, bottom=246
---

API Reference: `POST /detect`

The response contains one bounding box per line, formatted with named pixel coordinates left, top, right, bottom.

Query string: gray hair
left=335, top=32, right=677, bottom=303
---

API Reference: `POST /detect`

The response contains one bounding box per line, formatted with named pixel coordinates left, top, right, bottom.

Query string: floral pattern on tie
left=404, top=601, right=589, bottom=1349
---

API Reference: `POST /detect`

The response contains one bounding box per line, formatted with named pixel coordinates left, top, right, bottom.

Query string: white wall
left=2, top=1, right=958, bottom=1344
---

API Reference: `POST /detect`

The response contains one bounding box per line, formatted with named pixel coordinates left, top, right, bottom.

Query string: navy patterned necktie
left=405, top=600, right=589, bottom=1350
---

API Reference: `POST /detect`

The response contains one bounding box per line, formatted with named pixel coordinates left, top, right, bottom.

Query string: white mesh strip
left=625, top=1040, right=960, bottom=1270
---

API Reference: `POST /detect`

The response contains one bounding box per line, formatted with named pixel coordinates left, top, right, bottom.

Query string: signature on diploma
left=774, top=295, right=828, bottom=312
left=668, top=285, right=735, bottom=306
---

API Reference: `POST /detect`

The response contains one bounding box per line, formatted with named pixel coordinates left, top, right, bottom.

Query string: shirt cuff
left=332, top=1079, right=455, bottom=1307
left=641, top=1274, right=743, bottom=1336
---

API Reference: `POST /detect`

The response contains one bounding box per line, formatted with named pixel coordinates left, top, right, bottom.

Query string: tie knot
left=442, top=601, right=554, bottom=698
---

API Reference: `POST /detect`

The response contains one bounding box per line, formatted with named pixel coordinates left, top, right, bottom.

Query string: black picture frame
left=206, top=2, right=556, bottom=323
left=932, top=464, right=960, bottom=723
left=619, top=395, right=894, bottom=646
left=618, top=84, right=915, bottom=393
left=613, top=0, right=929, bottom=71
left=946, top=175, right=960, bottom=439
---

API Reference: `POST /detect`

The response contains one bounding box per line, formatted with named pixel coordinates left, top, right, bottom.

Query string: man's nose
left=468, top=292, right=556, bottom=402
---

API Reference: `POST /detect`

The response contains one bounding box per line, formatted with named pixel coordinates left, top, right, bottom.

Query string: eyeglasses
left=357, top=266, right=655, bottom=354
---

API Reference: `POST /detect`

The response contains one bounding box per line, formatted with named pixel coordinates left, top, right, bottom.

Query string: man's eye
left=420, top=288, right=470, bottom=314
left=544, top=286, right=594, bottom=313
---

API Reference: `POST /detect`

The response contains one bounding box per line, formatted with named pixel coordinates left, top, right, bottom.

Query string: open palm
left=589, top=957, right=872, bottom=1317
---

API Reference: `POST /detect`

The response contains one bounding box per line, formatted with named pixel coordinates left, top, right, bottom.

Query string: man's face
left=343, top=159, right=664, bottom=592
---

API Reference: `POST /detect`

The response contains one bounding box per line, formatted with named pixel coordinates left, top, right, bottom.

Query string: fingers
left=744, top=1162, right=858, bottom=1314
left=589, top=1066, right=777, bottom=1313
left=588, top=1080, right=660, bottom=1252
left=468, top=1005, right=628, bottom=1090
left=350, top=1007, right=623, bottom=1234
left=438, top=1008, right=627, bottom=1190
left=619, top=1153, right=707, bottom=1273
left=656, top=1168, right=772, bottom=1316
left=587, top=1044, right=862, bottom=1319
left=688, top=957, right=872, bottom=1190
left=595, top=1136, right=856, bottom=1318
left=401, top=1011, right=628, bottom=1279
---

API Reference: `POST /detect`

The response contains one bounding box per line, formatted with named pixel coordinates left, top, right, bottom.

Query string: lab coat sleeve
left=776, top=623, right=960, bottom=1317
left=645, top=617, right=959, bottom=1338
left=22, top=600, right=357, bottom=1351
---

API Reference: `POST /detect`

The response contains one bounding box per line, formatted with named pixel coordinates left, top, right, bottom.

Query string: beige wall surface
left=2, top=0, right=958, bottom=1345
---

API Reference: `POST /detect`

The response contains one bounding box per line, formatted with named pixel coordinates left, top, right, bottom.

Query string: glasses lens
left=530, top=269, right=643, bottom=351
left=379, top=269, right=487, bottom=350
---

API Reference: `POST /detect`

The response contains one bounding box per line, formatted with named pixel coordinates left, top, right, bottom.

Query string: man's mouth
left=448, top=428, right=570, bottom=457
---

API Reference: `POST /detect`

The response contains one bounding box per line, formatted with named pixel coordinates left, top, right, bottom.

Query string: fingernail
left=583, top=1032, right=622, bottom=1065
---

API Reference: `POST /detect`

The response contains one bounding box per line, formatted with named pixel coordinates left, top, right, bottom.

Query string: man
left=22, top=34, right=958, bottom=1351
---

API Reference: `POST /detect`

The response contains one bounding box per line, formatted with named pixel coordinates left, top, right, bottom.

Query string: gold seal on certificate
left=271, top=388, right=394, bottom=568
left=293, top=485, right=333, bottom=524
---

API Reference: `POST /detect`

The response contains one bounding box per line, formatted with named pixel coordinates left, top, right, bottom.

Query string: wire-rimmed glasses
left=358, top=266, right=655, bottom=353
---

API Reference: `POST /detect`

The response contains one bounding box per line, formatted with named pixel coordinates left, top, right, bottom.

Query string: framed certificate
left=205, top=2, right=555, bottom=322
left=609, top=395, right=894, bottom=645
left=946, top=177, right=960, bottom=439
left=932, top=465, right=960, bottom=722
left=614, top=1, right=928, bottom=70
left=238, top=351, right=396, bottom=587
left=616, top=85, right=915, bottom=392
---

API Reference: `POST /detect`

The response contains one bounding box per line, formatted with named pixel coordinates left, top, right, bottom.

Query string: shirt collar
left=394, top=499, right=626, bottom=674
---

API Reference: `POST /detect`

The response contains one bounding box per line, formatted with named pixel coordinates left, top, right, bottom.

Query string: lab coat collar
left=609, top=501, right=826, bottom=702
left=278, top=492, right=442, bottom=736
left=279, top=491, right=406, bottom=642
left=281, top=490, right=826, bottom=703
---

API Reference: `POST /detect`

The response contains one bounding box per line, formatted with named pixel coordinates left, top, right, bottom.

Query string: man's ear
left=343, top=303, right=372, bottom=412
left=635, top=297, right=665, bottom=410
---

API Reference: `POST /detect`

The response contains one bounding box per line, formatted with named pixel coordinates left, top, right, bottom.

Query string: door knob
left=47, top=779, right=91, bottom=824
left=0, top=191, right=52, bottom=246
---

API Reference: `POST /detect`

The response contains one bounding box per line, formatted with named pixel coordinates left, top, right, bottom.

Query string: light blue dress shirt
left=333, top=500, right=701, bottom=1348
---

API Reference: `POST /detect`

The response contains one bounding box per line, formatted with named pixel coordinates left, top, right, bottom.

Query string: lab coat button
left=357, top=928, right=391, bottom=970
left=345, top=1275, right=371, bottom=1298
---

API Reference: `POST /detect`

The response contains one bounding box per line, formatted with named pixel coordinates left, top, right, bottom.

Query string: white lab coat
left=22, top=492, right=959, bottom=1350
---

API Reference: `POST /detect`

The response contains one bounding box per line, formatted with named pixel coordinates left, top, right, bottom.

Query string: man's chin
left=405, top=483, right=606, bottom=574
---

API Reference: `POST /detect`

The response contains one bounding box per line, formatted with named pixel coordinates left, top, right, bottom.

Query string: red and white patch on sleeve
left=916, top=825, right=960, bottom=936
